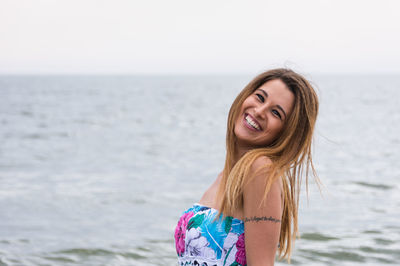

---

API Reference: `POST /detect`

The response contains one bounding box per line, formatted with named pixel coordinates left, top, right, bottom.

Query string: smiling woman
left=234, top=79, right=295, bottom=154
left=174, top=69, right=319, bottom=266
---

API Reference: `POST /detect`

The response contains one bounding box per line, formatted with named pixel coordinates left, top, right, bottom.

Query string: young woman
left=175, top=68, right=319, bottom=266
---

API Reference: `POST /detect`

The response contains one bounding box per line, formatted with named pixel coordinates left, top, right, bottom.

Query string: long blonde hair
left=217, top=68, right=319, bottom=261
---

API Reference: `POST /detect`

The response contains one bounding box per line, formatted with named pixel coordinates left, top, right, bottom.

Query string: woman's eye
left=272, top=110, right=282, bottom=119
left=256, top=93, right=264, bottom=102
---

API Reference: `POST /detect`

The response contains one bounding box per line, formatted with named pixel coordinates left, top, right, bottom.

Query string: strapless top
left=174, top=203, right=247, bottom=266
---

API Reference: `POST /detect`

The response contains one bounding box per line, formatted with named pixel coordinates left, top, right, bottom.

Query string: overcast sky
left=1, top=0, right=399, bottom=75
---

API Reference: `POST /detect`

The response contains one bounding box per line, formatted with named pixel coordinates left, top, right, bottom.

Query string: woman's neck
left=234, top=145, right=250, bottom=162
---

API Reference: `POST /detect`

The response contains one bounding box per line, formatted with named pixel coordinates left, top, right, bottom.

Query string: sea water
left=0, top=74, right=399, bottom=265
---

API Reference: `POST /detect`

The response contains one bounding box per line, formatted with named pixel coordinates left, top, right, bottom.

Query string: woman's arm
left=243, top=156, right=283, bottom=266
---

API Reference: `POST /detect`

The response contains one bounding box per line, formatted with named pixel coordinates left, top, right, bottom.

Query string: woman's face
left=234, top=79, right=295, bottom=151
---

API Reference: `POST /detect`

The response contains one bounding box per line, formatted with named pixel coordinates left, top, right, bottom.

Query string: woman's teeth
left=245, top=115, right=260, bottom=130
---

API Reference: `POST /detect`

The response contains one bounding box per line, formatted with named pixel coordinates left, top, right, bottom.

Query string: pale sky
left=1, top=0, right=400, bottom=74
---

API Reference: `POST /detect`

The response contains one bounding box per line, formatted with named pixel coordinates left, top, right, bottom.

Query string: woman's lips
left=243, top=113, right=262, bottom=131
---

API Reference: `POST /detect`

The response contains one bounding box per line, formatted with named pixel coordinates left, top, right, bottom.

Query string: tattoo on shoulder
left=244, top=216, right=281, bottom=223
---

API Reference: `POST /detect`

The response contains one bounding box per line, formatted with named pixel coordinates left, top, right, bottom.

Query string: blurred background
left=0, top=0, right=399, bottom=265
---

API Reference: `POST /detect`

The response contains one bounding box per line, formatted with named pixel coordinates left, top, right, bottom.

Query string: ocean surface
left=0, top=74, right=399, bottom=265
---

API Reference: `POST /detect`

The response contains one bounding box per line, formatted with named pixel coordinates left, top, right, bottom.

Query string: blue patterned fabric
left=174, top=203, right=247, bottom=266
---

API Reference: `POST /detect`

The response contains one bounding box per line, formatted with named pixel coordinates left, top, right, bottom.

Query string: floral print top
left=174, top=203, right=246, bottom=266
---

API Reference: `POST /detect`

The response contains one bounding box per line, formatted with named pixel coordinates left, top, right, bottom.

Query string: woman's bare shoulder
left=251, top=155, right=272, bottom=168
left=248, top=155, right=283, bottom=196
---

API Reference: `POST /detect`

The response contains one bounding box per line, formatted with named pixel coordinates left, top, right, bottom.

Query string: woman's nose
left=254, top=104, right=267, bottom=119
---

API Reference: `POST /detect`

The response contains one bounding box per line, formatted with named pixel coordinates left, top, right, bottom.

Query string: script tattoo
left=244, top=216, right=281, bottom=223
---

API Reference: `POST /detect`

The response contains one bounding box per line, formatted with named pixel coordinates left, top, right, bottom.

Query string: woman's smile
left=244, top=113, right=262, bottom=131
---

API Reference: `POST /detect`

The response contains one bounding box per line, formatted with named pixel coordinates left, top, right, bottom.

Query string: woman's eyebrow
left=276, top=105, right=287, bottom=119
left=257, top=89, right=287, bottom=119
left=258, top=88, right=269, bottom=98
